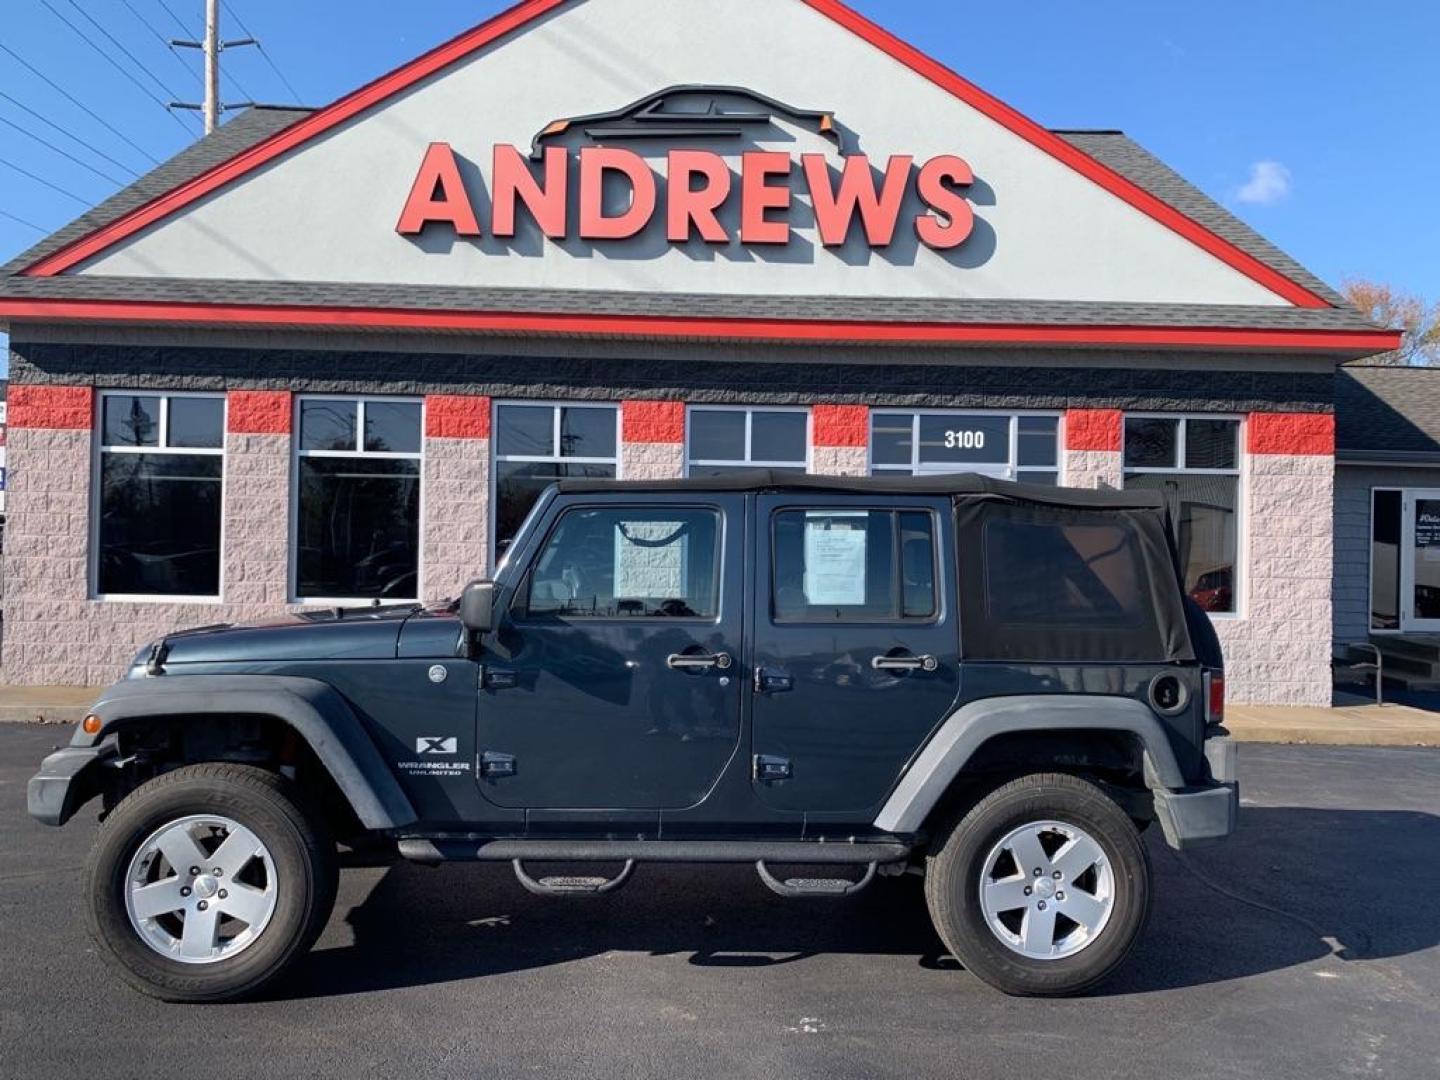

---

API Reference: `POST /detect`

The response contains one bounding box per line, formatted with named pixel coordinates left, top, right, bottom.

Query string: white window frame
left=490, top=400, right=622, bottom=565
left=684, top=404, right=812, bottom=476
left=1370, top=487, right=1403, bottom=635
left=291, top=394, right=425, bottom=606
left=1121, top=412, right=1246, bottom=619
left=90, top=390, right=228, bottom=603
left=867, top=408, right=1062, bottom=482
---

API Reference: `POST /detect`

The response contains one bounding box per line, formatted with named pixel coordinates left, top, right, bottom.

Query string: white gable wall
left=77, top=0, right=1291, bottom=307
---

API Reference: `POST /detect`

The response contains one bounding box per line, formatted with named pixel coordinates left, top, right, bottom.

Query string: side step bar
left=756, top=860, right=878, bottom=898
left=398, top=837, right=910, bottom=867
left=512, top=858, right=635, bottom=898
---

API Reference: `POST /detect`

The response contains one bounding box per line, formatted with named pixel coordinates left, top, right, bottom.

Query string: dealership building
left=0, top=0, right=1399, bottom=700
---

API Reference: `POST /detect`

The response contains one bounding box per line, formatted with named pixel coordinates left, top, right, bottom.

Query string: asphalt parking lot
left=2, top=724, right=1437, bottom=1080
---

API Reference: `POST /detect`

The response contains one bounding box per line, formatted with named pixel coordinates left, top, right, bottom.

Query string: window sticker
left=803, top=512, right=867, bottom=606
left=614, top=521, right=688, bottom=599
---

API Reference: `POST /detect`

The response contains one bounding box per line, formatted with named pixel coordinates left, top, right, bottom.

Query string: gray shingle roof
left=1337, top=366, right=1440, bottom=460
left=0, top=109, right=1384, bottom=343
left=1057, top=131, right=1346, bottom=308
left=0, top=107, right=312, bottom=280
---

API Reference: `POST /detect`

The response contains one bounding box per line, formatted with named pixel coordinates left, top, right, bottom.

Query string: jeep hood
left=140, top=607, right=423, bottom=667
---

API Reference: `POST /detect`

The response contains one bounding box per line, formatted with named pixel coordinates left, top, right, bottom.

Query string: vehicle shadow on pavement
left=275, top=807, right=1440, bottom=1001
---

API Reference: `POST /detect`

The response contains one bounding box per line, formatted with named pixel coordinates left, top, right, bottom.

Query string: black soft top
left=554, top=470, right=1164, bottom=511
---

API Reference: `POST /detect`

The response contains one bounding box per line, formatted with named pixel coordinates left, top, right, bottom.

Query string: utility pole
left=203, top=0, right=220, bottom=134
left=170, top=0, right=255, bottom=135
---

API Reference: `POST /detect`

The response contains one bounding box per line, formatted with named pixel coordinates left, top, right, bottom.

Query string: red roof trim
left=20, top=0, right=1333, bottom=310
left=0, top=298, right=1401, bottom=353
left=803, top=0, right=1329, bottom=309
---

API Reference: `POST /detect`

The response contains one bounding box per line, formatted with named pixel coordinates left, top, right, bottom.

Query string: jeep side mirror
left=459, top=580, right=497, bottom=634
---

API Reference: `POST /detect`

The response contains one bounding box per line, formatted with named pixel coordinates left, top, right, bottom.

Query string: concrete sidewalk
left=0, top=686, right=104, bottom=725
left=1, top=684, right=1438, bottom=747
left=1226, top=698, right=1440, bottom=747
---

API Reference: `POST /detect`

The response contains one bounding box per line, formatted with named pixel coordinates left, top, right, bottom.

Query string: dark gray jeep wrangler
left=29, top=472, right=1237, bottom=1002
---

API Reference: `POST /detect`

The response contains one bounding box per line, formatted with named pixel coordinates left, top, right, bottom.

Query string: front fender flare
left=77, top=675, right=418, bottom=831
left=873, top=695, right=1186, bottom=835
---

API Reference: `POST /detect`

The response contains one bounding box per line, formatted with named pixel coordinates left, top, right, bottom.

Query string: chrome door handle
left=667, top=652, right=733, bottom=671
left=871, top=654, right=939, bottom=672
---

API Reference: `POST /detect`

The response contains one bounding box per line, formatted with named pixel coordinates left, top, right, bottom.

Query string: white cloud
left=1235, top=160, right=1292, bottom=206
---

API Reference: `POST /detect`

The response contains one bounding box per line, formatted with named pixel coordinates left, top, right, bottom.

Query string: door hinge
left=481, top=666, right=518, bottom=690
left=754, top=754, right=793, bottom=782
left=754, top=668, right=794, bottom=694
left=480, top=751, right=517, bottom=779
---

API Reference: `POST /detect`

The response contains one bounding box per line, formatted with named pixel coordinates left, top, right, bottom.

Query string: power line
left=37, top=0, right=197, bottom=136
left=222, top=0, right=304, bottom=103
left=0, top=156, right=90, bottom=206
left=0, top=112, right=130, bottom=187
left=0, top=207, right=49, bottom=234
left=154, top=0, right=199, bottom=37
left=0, top=90, right=141, bottom=180
left=0, top=40, right=162, bottom=166
left=119, top=0, right=203, bottom=89
left=60, top=0, right=195, bottom=105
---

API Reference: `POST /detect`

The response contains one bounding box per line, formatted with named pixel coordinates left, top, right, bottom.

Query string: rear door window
left=771, top=509, right=937, bottom=622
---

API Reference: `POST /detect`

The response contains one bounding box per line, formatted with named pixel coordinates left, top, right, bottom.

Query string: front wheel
left=924, top=772, right=1150, bottom=996
left=84, top=763, right=338, bottom=1003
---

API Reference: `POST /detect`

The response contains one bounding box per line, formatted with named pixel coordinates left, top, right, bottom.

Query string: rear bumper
left=1153, top=737, right=1239, bottom=851
left=27, top=744, right=115, bottom=827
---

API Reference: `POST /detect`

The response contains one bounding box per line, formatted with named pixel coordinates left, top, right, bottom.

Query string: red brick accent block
left=228, top=390, right=291, bottom=435
left=1065, top=409, right=1123, bottom=452
left=1247, top=412, right=1335, bottom=456
left=812, top=404, right=868, bottom=447
left=9, top=385, right=93, bottom=429
left=623, top=400, right=684, bottom=443
left=426, top=394, right=492, bottom=439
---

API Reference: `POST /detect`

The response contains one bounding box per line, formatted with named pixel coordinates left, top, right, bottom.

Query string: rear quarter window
left=956, top=502, right=1188, bottom=663
left=982, top=519, right=1144, bottom=628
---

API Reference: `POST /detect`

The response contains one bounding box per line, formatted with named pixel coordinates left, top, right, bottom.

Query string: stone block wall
left=422, top=395, right=491, bottom=603
left=0, top=342, right=1343, bottom=702
left=1063, top=409, right=1123, bottom=489
left=1210, top=414, right=1335, bottom=706
left=621, top=401, right=684, bottom=479
left=811, top=404, right=868, bottom=475
left=2, top=386, right=304, bottom=685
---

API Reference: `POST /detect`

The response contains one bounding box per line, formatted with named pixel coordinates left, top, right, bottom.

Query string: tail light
left=1205, top=671, right=1225, bottom=726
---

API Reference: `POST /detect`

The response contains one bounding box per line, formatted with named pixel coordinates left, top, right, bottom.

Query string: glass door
left=1400, top=491, right=1440, bottom=631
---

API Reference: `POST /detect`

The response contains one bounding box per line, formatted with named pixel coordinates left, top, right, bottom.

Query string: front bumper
left=27, top=743, right=116, bottom=827
left=1152, top=736, right=1239, bottom=850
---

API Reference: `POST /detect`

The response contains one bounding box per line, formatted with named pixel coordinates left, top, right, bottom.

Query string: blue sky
left=1, top=0, right=1435, bottom=369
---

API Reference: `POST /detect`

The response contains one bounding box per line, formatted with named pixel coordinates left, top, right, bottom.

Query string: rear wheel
left=84, top=763, right=338, bottom=1003
left=924, top=772, right=1150, bottom=996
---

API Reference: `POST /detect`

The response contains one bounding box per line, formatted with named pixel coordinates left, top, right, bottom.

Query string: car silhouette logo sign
left=417, top=737, right=458, bottom=755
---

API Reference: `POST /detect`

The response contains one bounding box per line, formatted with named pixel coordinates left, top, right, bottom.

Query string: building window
left=686, top=406, right=809, bottom=476
left=1122, top=415, right=1241, bottom=615
left=294, top=396, right=422, bottom=602
left=493, top=403, right=619, bottom=556
left=1371, top=489, right=1401, bottom=631
left=95, top=392, right=225, bottom=599
left=870, top=411, right=1059, bottom=484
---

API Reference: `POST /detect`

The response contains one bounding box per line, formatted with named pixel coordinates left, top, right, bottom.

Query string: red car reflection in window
left=1190, top=567, right=1233, bottom=613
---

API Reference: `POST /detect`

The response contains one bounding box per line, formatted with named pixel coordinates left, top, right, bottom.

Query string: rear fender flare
left=874, top=695, right=1185, bottom=834
left=78, top=675, right=418, bottom=830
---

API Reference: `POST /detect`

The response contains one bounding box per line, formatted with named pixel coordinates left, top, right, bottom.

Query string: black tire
left=924, top=772, right=1150, bottom=996
left=84, top=763, right=338, bottom=1003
